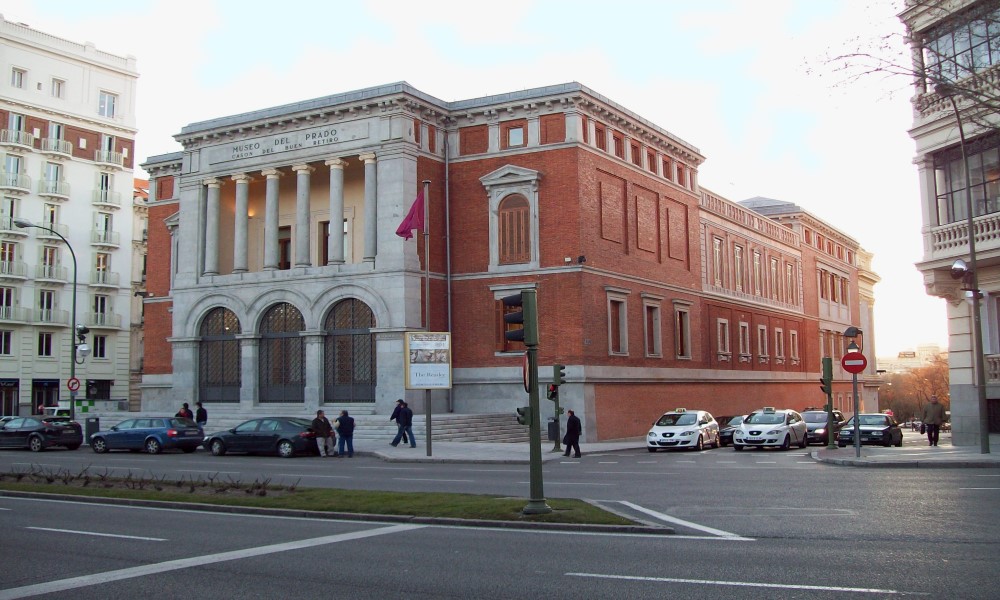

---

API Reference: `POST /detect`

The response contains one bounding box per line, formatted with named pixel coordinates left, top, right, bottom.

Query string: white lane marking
left=959, top=487, right=1000, bottom=490
left=635, top=461, right=657, bottom=464
left=26, top=527, right=166, bottom=542
left=393, top=478, right=473, bottom=483
left=566, top=572, right=923, bottom=595
left=358, top=466, right=426, bottom=471
left=676, top=460, right=697, bottom=463
left=459, top=468, right=521, bottom=473
left=617, top=501, right=749, bottom=539
left=598, top=461, right=618, bottom=464
left=527, top=481, right=616, bottom=486
left=175, top=470, right=241, bottom=474
left=285, top=474, right=351, bottom=479
left=755, top=461, right=777, bottom=464
left=715, top=461, right=737, bottom=464
left=586, top=471, right=679, bottom=475
left=974, top=474, right=1000, bottom=477
left=0, top=523, right=422, bottom=600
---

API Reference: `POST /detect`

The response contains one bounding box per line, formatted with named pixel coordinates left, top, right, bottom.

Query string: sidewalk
left=370, top=433, right=1000, bottom=468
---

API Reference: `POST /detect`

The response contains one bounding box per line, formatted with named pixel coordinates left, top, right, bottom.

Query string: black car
left=90, top=417, right=204, bottom=454
left=0, top=416, right=83, bottom=452
left=803, top=410, right=847, bottom=445
left=717, top=415, right=745, bottom=447
left=204, top=417, right=319, bottom=458
left=837, top=414, right=904, bottom=447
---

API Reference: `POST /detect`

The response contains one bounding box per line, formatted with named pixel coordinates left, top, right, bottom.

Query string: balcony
left=38, top=178, right=70, bottom=200
left=0, top=129, right=35, bottom=150
left=0, top=217, right=28, bottom=238
left=40, top=138, right=73, bottom=158
left=89, top=270, right=120, bottom=288
left=33, top=308, right=69, bottom=326
left=0, top=170, right=31, bottom=194
left=35, top=264, right=68, bottom=283
left=85, top=311, right=122, bottom=329
left=35, top=222, right=69, bottom=240
left=91, top=229, right=120, bottom=248
left=0, top=260, right=27, bottom=280
left=94, top=150, right=124, bottom=169
left=0, top=306, right=31, bottom=323
left=91, top=189, right=122, bottom=209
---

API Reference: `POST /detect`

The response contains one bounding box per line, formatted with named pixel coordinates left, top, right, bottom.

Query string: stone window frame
left=605, top=286, right=630, bottom=356
left=673, top=299, right=692, bottom=360
left=641, top=292, right=663, bottom=358
left=480, top=165, right=541, bottom=274
left=716, top=318, right=731, bottom=362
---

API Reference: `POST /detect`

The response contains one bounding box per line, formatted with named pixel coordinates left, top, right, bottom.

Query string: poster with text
left=404, top=332, right=452, bottom=390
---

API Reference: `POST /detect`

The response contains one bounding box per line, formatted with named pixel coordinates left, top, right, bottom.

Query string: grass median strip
left=0, top=468, right=633, bottom=525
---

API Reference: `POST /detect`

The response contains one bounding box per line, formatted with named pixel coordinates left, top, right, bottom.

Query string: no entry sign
left=841, top=352, right=867, bottom=374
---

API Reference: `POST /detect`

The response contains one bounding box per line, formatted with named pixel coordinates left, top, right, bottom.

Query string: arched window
left=198, top=308, right=241, bottom=403
left=324, top=298, right=376, bottom=403
left=259, top=303, right=304, bottom=403
left=498, top=194, right=529, bottom=264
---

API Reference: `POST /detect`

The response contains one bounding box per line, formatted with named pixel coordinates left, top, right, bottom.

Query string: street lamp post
left=845, top=326, right=864, bottom=458
left=13, top=218, right=89, bottom=421
left=935, top=83, right=991, bottom=455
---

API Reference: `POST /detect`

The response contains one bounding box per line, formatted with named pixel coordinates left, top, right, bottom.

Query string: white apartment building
left=0, top=15, right=137, bottom=415
left=900, top=0, right=1000, bottom=445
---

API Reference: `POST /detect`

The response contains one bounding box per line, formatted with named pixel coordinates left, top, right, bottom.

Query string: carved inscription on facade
left=206, top=121, right=370, bottom=164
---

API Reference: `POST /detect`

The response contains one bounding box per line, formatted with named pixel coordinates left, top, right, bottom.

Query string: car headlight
left=870, top=431, right=883, bottom=436
left=679, top=431, right=694, bottom=436
left=815, top=428, right=826, bottom=435
left=647, top=432, right=657, bottom=438
left=766, top=428, right=785, bottom=435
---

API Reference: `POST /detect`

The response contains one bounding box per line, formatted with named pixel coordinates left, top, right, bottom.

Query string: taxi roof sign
left=674, top=408, right=687, bottom=413
left=762, top=407, right=775, bottom=413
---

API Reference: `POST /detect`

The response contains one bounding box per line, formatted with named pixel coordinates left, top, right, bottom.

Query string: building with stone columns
left=141, top=82, right=875, bottom=441
left=900, top=0, right=1000, bottom=444
left=0, top=16, right=136, bottom=416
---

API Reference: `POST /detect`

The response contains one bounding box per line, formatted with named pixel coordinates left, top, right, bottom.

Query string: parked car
left=203, top=417, right=319, bottom=458
left=717, top=415, right=745, bottom=447
left=0, top=416, right=82, bottom=452
left=837, top=414, right=903, bottom=447
left=90, top=417, right=204, bottom=454
left=803, top=409, right=847, bottom=445
left=733, top=407, right=808, bottom=451
left=647, top=408, right=720, bottom=452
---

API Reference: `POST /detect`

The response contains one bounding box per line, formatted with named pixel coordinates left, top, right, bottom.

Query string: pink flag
left=395, top=191, right=424, bottom=240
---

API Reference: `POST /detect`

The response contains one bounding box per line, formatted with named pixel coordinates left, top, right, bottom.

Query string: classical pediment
left=479, top=165, right=542, bottom=191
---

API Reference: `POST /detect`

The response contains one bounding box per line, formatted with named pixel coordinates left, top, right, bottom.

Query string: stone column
left=203, top=178, right=221, bottom=275
left=262, top=168, right=281, bottom=271
left=238, top=335, right=259, bottom=409
left=325, top=158, right=347, bottom=265
left=232, top=173, right=250, bottom=273
left=304, top=333, right=324, bottom=411
left=564, top=110, right=583, bottom=143
left=527, top=116, right=539, bottom=146
left=360, top=152, right=377, bottom=263
left=292, top=164, right=313, bottom=268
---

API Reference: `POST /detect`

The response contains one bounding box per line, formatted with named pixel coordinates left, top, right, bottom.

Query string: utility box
left=84, top=417, right=100, bottom=443
left=547, top=418, right=559, bottom=442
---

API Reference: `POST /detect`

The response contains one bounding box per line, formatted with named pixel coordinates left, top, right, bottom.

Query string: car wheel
left=895, top=436, right=903, bottom=448
left=64, top=444, right=81, bottom=451
left=277, top=439, right=295, bottom=458
left=210, top=439, right=226, bottom=456
left=799, top=433, right=807, bottom=449
left=780, top=435, right=791, bottom=450
left=91, top=437, right=109, bottom=453
left=883, top=437, right=893, bottom=447
left=647, top=447, right=657, bottom=453
left=713, top=433, right=720, bottom=448
left=144, top=438, right=162, bottom=454
left=733, top=444, right=743, bottom=452
left=28, top=435, right=44, bottom=452
left=181, top=446, right=197, bottom=453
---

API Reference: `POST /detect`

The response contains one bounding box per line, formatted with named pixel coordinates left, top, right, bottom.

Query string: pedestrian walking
left=390, top=399, right=408, bottom=444
left=312, top=409, right=336, bottom=456
left=922, top=395, right=946, bottom=447
left=563, top=409, right=582, bottom=458
left=195, top=401, right=208, bottom=427
left=175, top=402, right=194, bottom=420
left=335, top=410, right=355, bottom=457
left=390, top=401, right=416, bottom=448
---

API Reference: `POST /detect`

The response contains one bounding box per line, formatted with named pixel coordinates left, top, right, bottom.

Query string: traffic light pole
left=521, top=291, right=549, bottom=514
left=822, top=357, right=836, bottom=450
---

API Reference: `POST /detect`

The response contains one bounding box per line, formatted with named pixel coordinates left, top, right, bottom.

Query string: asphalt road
left=0, top=431, right=997, bottom=598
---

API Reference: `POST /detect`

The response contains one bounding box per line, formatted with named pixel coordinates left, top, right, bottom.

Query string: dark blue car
left=90, top=417, right=204, bottom=454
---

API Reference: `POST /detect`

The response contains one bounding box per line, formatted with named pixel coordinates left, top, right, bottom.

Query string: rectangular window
left=51, top=78, right=64, bottom=98
left=507, top=126, right=524, bottom=147
left=757, top=325, right=768, bottom=359
left=38, top=332, right=52, bottom=357
left=38, top=290, right=55, bottom=322
left=717, top=318, right=730, bottom=355
left=93, top=335, right=107, bottom=359
left=674, top=303, right=691, bottom=359
left=44, top=204, right=58, bottom=227
left=644, top=302, right=662, bottom=357
left=662, top=158, right=672, bottom=181
left=0, top=286, right=13, bottom=319
left=712, top=236, right=723, bottom=286
left=790, top=330, right=799, bottom=360
left=608, top=296, right=628, bottom=355
left=0, top=330, right=10, bottom=355
left=734, top=245, right=744, bottom=291
left=739, top=322, right=751, bottom=358
left=752, top=251, right=762, bottom=295
left=98, top=91, right=117, bottom=118
left=630, top=142, right=641, bottom=166
left=770, top=257, right=779, bottom=300
left=613, top=133, right=625, bottom=159
left=10, top=68, right=25, bottom=89
left=42, top=246, right=58, bottom=277
left=646, top=150, right=656, bottom=173
left=785, top=263, right=795, bottom=303
left=774, top=328, right=785, bottom=359
left=0, top=241, right=15, bottom=264
left=594, top=124, right=607, bottom=151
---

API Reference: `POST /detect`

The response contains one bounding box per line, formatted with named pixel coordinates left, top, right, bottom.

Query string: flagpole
left=422, top=179, right=432, bottom=457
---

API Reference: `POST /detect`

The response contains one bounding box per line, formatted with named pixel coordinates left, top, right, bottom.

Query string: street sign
left=66, top=377, right=80, bottom=392
left=522, top=352, right=530, bottom=393
left=841, top=352, right=867, bottom=374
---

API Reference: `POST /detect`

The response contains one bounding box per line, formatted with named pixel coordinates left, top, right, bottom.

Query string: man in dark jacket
left=176, top=403, right=194, bottom=420
left=335, top=410, right=355, bottom=457
left=563, top=410, right=582, bottom=458
left=195, top=402, right=208, bottom=427
left=312, top=410, right=336, bottom=457
left=389, top=399, right=408, bottom=444
left=391, top=402, right=416, bottom=448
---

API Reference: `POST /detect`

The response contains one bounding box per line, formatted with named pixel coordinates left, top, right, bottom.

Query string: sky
left=5, top=0, right=947, bottom=357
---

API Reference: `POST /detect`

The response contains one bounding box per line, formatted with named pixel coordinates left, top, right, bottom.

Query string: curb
left=0, top=490, right=673, bottom=535
left=811, top=451, right=1000, bottom=468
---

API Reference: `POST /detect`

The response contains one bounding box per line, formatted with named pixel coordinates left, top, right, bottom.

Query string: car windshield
left=41, top=417, right=71, bottom=423
left=847, top=415, right=889, bottom=427
left=656, top=413, right=697, bottom=426
left=746, top=412, right=784, bottom=425
left=170, top=418, right=198, bottom=427
left=725, top=416, right=744, bottom=427
left=803, top=412, right=830, bottom=423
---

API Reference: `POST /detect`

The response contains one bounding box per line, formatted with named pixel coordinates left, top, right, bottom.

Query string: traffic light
left=819, top=356, right=833, bottom=395
left=501, top=291, right=538, bottom=346
left=516, top=406, right=532, bottom=426
left=546, top=384, right=558, bottom=401
left=553, top=363, right=566, bottom=386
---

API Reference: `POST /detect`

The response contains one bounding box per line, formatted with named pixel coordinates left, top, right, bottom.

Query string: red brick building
left=140, top=82, right=872, bottom=440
